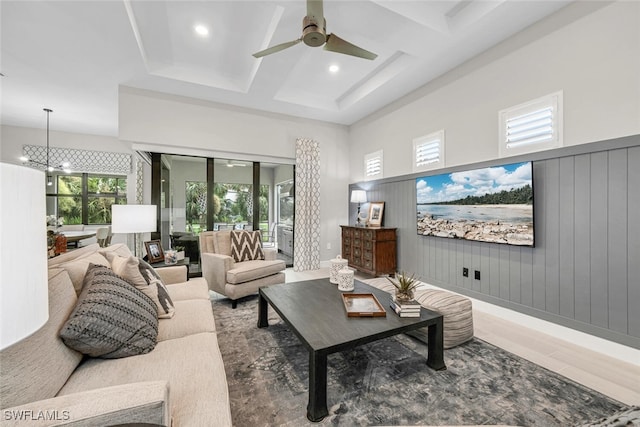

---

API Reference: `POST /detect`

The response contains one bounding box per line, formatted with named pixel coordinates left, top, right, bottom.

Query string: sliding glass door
left=151, top=154, right=294, bottom=273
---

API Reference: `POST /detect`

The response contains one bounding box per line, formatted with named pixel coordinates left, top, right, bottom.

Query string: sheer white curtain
left=294, top=138, right=321, bottom=272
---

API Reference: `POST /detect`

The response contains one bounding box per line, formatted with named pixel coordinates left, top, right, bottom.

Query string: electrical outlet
left=474, top=270, right=481, bottom=280
left=463, top=268, right=469, bottom=277
left=327, top=242, right=331, bottom=250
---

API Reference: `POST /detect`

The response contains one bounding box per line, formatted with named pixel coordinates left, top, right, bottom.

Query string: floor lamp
left=111, top=204, right=157, bottom=258
left=1, top=163, right=49, bottom=350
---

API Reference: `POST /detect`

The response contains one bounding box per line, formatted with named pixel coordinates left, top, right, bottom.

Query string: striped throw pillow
left=230, top=230, right=265, bottom=262
left=60, top=264, right=158, bottom=358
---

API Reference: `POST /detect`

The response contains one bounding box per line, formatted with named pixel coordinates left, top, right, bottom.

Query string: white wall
left=348, top=1, right=640, bottom=182
left=119, top=88, right=351, bottom=262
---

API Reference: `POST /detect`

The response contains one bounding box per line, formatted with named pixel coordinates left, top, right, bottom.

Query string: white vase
left=330, top=255, right=348, bottom=284
left=337, top=268, right=354, bottom=292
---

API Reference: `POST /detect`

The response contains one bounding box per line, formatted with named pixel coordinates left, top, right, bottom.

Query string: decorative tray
left=342, top=293, right=387, bottom=317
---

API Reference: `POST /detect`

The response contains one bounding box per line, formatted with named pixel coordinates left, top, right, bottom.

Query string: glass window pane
left=186, top=181, right=207, bottom=233
left=88, top=176, right=127, bottom=194
left=57, top=196, right=83, bottom=224
left=57, top=176, right=82, bottom=195
left=87, top=196, right=126, bottom=224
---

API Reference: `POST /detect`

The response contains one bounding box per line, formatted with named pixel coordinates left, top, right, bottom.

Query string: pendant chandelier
left=20, top=108, right=72, bottom=186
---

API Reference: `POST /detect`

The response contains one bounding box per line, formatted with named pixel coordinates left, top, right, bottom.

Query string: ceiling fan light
left=194, top=24, right=209, bottom=37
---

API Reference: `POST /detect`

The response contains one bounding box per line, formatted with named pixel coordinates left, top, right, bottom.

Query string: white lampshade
left=111, top=204, right=157, bottom=233
left=350, top=190, right=367, bottom=203
left=0, top=163, right=49, bottom=350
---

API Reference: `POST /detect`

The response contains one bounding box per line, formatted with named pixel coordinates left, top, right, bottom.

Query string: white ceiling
left=1, top=0, right=572, bottom=137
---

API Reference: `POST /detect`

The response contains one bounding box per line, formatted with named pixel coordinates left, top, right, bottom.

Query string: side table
left=150, top=257, right=190, bottom=277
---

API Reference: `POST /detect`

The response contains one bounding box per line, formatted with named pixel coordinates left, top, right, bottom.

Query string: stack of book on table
left=389, top=296, right=421, bottom=317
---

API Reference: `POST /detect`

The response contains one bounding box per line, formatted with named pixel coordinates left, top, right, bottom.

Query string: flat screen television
left=416, top=161, right=534, bottom=246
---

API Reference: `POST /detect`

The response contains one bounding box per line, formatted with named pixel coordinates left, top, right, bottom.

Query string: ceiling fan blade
left=324, top=33, right=377, bottom=60
left=253, top=38, right=302, bottom=58
left=307, top=0, right=324, bottom=21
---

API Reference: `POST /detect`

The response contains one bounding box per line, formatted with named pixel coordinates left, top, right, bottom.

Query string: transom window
left=413, top=130, right=445, bottom=172
left=499, top=91, right=563, bottom=157
left=364, top=150, right=383, bottom=181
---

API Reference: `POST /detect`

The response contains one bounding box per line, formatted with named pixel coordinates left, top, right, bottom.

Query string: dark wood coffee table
left=258, top=278, right=446, bottom=422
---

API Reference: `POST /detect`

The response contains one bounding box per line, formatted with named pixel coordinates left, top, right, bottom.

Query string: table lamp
left=350, top=190, right=367, bottom=227
left=111, top=204, right=157, bottom=257
left=1, top=163, right=49, bottom=350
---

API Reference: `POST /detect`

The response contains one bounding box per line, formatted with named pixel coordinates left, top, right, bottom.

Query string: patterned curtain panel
left=294, top=138, right=321, bottom=272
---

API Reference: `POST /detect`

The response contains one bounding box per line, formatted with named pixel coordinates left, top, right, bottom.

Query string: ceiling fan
left=253, top=0, right=377, bottom=60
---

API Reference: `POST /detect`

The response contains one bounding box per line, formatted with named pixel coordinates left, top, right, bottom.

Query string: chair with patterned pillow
left=199, top=230, right=286, bottom=308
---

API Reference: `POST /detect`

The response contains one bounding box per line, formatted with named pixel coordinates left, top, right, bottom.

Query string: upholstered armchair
left=199, top=230, right=286, bottom=308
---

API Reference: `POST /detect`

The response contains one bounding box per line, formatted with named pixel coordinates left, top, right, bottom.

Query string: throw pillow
left=104, top=253, right=176, bottom=319
left=230, top=230, right=265, bottom=262
left=59, top=264, right=158, bottom=359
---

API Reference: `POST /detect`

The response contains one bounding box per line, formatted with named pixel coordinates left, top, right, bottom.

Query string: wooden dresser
left=340, top=226, right=397, bottom=276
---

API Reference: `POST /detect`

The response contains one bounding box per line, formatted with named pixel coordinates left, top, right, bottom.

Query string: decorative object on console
left=367, top=201, right=385, bottom=227
left=386, top=271, right=419, bottom=303
left=144, top=240, right=164, bottom=263
left=0, top=163, right=49, bottom=350
left=329, top=254, right=348, bottom=284
left=20, top=108, right=72, bottom=186
left=337, top=268, right=355, bottom=292
left=111, top=204, right=157, bottom=257
left=164, top=249, right=178, bottom=265
left=350, top=189, right=367, bottom=227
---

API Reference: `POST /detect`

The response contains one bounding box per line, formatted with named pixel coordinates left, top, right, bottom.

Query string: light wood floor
left=283, top=267, right=640, bottom=406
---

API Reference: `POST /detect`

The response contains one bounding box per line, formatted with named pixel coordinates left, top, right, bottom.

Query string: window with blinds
left=499, top=91, right=563, bottom=157
left=413, top=130, right=444, bottom=172
left=364, top=150, right=383, bottom=180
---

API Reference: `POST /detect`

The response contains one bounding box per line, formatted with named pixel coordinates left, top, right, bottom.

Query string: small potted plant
left=175, top=245, right=186, bottom=261
left=387, top=271, right=420, bottom=303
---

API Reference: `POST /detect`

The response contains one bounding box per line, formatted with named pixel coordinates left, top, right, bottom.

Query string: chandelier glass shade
left=20, top=108, right=72, bottom=185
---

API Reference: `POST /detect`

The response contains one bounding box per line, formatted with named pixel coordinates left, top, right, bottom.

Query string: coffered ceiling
left=1, top=0, right=572, bottom=137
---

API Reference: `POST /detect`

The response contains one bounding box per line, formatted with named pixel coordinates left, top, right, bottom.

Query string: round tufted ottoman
left=408, top=289, right=474, bottom=349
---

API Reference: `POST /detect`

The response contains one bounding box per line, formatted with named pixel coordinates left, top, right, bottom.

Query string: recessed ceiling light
left=329, top=65, right=339, bottom=73
left=194, top=25, right=209, bottom=37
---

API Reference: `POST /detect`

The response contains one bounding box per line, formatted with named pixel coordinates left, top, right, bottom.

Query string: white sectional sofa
left=0, top=243, right=231, bottom=426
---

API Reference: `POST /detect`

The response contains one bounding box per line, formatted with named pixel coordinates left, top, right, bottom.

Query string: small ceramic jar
left=337, top=268, right=355, bottom=292
left=330, top=255, right=348, bottom=284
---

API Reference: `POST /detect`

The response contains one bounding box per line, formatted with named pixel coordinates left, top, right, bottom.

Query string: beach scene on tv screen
left=416, top=162, right=534, bottom=246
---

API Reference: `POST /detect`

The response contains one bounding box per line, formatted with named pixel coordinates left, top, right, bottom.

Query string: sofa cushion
left=55, top=251, right=110, bottom=294
left=105, top=253, right=176, bottom=319
left=226, top=259, right=286, bottom=284
left=230, top=230, right=264, bottom=262
left=58, top=332, right=233, bottom=427
left=212, top=230, right=232, bottom=256
left=0, top=269, right=83, bottom=409
left=60, top=264, right=159, bottom=358
left=166, top=278, right=210, bottom=301
left=157, top=299, right=216, bottom=341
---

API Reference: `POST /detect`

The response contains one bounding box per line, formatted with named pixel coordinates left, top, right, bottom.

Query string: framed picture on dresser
left=367, top=202, right=385, bottom=227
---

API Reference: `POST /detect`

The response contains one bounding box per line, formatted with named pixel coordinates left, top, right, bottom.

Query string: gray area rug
left=212, top=296, right=629, bottom=426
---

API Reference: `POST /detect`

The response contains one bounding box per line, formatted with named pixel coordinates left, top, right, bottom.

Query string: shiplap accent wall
left=350, top=136, right=640, bottom=349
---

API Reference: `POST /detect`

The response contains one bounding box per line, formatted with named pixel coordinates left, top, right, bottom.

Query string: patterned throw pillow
left=105, top=253, right=176, bottom=319
left=60, top=264, right=158, bottom=359
left=230, top=230, right=265, bottom=262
